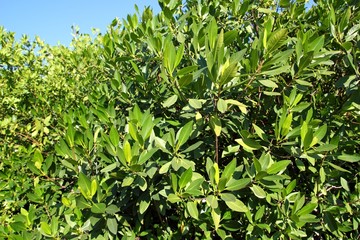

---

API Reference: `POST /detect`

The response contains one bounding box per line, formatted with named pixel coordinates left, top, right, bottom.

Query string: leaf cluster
left=0, top=0, right=359, bottom=239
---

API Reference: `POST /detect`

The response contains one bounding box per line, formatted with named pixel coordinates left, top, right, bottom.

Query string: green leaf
left=168, top=193, right=181, bottom=203
left=109, top=126, right=119, bottom=147
left=51, top=217, right=59, bottom=233
left=122, top=175, right=135, bottom=187
left=65, top=124, right=75, bottom=148
left=225, top=99, right=247, bottom=114
left=258, top=79, right=278, bottom=88
left=281, top=113, right=293, bottom=137
left=206, top=195, right=219, bottom=209
left=236, top=138, right=262, bottom=151
left=219, top=61, right=238, bottom=86
left=139, top=195, right=151, bottom=214
left=179, top=167, right=193, bottom=189
left=286, top=180, right=297, bottom=194
left=340, top=177, right=350, bottom=191
left=338, top=153, right=360, bottom=163
left=324, top=212, right=337, bottom=232
left=279, top=0, right=290, bottom=7
left=319, top=167, right=326, bottom=183
left=176, top=121, right=193, bottom=149
left=346, top=23, right=360, bottom=42
left=174, top=44, right=184, bottom=69
left=301, top=121, right=313, bottom=150
left=267, top=160, right=291, bottom=174
left=224, top=198, right=248, bottom=212
left=298, top=51, right=314, bottom=73
left=252, top=123, right=267, bottom=141
left=327, top=162, right=351, bottom=173
left=78, top=172, right=92, bottom=199
left=123, top=140, right=132, bottom=164
left=213, top=162, right=220, bottom=186
left=208, top=18, right=218, bottom=49
left=251, top=185, right=266, bottom=199
left=255, top=206, right=265, bottom=221
left=189, top=99, right=202, bottom=109
left=291, top=102, right=311, bottom=112
left=297, top=203, right=317, bottom=216
left=261, top=65, right=289, bottom=76
left=155, top=137, right=170, bottom=154
left=309, top=35, right=324, bottom=53
left=224, top=30, right=238, bottom=46
left=101, top=162, right=118, bottom=173
left=225, top=178, right=251, bottom=191
left=177, top=65, right=198, bottom=76
left=187, top=201, right=199, bottom=220
left=171, top=173, right=178, bottom=192
left=90, top=179, right=97, bottom=197
left=159, top=161, right=172, bottom=174
left=210, top=115, right=222, bottom=137
left=164, top=38, right=176, bottom=73
left=107, top=218, right=118, bottom=235
left=62, top=197, right=71, bottom=207
left=211, top=208, right=221, bottom=230
left=91, top=203, right=106, bottom=214
left=310, top=124, right=327, bottom=147
left=76, top=196, right=91, bottom=209
left=295, top=79, right=312, bottom=87
left=40, top=222, right=52, bottom=236
left=162, top=95, right=178, bottom=108
left=220, top=192, right=236, bottom=202
left=33, top=149, right=43, bottom=170
left=221, top=159, right=236, bottom=181
left=217, top=98, right=227, bottom=113
left=106, top=205, right=120, bottom=214
left=138, top=148, right=158, bottom=165
left=10, top=222, right=27, bottom=232
left=315, top=144, right=337, bottom=152
left=266, top=29, right=287, bottom=54
left=184, top=177, right=204, bottom=196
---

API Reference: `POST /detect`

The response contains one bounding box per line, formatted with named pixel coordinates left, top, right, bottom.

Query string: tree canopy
left=0, top=0, right=359, bottom=239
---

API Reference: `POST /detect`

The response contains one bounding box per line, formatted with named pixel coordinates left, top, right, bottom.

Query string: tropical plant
left=0, top=0, right=359, bottom=239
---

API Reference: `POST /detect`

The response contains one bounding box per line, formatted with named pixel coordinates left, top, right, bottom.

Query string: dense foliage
left=1, top=0, right=359, bottom=239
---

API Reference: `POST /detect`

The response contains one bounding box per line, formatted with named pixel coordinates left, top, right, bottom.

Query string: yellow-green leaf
left=267, top=160, right=291, bottom=174
left=225, top=99, right=247, bottom=114
left=224, top=198, right=248, bottom=212
left=187, top=201, right=199, bottom=220
left=251, top=185, right=266, bottom=199
left=123, top=140, right=132, bottom=164
left=210, top=115, right=222, bottom=137
left=213, top=162, right=220, bottom=185
left=211, top=208, right=221, bottom=230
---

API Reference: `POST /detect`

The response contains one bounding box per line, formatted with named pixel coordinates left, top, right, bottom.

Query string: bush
left=0, top=0, right=359, bottom=239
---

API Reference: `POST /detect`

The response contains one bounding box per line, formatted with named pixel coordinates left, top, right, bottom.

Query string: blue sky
left=0, top=1, right=160, bottom=46
left=0, top=1, right=314, bottom=46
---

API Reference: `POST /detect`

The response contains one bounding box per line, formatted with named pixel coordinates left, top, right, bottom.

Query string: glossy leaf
left=251, top=185, right=266, bottom=199
left=91, top=203, right=106, bottom=214
left=179, top=167, right=193, bottom=189
left=267, top=160, right=291, bottom=174
left=176, top=121, right=193, bottom=149
left=187, top=201, right=199, bottom=220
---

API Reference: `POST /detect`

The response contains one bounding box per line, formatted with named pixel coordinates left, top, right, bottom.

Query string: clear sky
left=0, top=1, right=314, bottom=46
left=0, top=1, right=161, bottom=46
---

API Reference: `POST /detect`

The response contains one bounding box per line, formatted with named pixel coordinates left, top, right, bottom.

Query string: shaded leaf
left=91, top=203, right=106, bottom=214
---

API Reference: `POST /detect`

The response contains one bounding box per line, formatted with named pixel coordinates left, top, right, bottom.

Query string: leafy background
left=0, top=0, right=359, bottom=239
